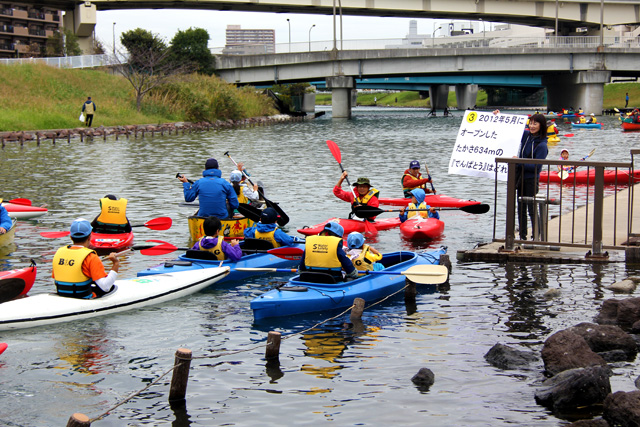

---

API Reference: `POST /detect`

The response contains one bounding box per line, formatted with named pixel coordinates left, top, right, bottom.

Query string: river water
left=1, top=107, right=639, bottom=426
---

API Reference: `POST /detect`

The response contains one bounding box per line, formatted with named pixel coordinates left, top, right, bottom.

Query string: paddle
left=559, top=148, right=596, bottom=180
left=237, top=203, right=262, bottom=223
left=559, top=133, right=574, bottom=137
left=134, top=239, right=303, bottom=260
left=235, top=264, right=449, bottom=285
left=326, top=139, right=377, bottom=235
left=40, top=216, right=172, bottom=238
left=352, top=204, right=490, bottom=218
left=223, top=151, right=289, bottom=227
left=424, top=164, right=436, bottom=194
left=6, top=198, right=32, bottom=206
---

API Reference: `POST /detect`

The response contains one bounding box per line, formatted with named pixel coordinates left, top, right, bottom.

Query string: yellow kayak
left=188, top=215, right=255, bottom=241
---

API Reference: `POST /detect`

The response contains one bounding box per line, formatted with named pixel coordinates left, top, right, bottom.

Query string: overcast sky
left=94, top=9, right=450, bottom=51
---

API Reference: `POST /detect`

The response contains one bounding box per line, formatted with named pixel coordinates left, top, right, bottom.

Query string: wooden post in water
left=265, top=331, right=281, bottom=360
left=168, top=348, right=192, bottom=403
left=350, top=297, right=365, bottom=322
left=67, top=133, right=71, bottom=144
left=66, top=413, right=90, bottom=426
left=80, top=133, right=84, bottom=142
left=1, top=137, right=4, bottom=148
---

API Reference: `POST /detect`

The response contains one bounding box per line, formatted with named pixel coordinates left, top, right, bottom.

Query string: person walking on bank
left=81, top=96, right=96, bottom=127
left=626, top=92, right=629, bottom=108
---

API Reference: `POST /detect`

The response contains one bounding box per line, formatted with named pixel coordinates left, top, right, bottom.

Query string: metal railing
left=0, top=54, right=109, bottom=68
left=493, top=154, right=639, bottom=258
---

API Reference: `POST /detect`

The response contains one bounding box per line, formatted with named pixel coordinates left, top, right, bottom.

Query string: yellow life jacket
left=407, top=202, right=429, bottom=219
left=402, top=173, right=425, bottom=193
left=547, top=125, right=557, bottom=136
left=578, top=109, right=584, bottom=114
left=354, top=188, right=379, bottom=206
left=305, top=235, right=342, bottom=270
left=97, top=198, right=128, bottom=226
left=53, top=245, right=95, bottom=298
left=84, top=101, right=95, bottom=114
left=350, top=245, right=382, bottom=271
left=590, top=117, right=597, bottom=124
left=235, top=186, right=248, bottom=204
left=579, top=117, right=586, bottom=124
left=198, top=236, right=226, bottom=260
left=254, top=229, right=279, bottom=248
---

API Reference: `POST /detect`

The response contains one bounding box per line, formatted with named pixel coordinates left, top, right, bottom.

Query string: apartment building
left=0, top=2, right=62, bottom=58
left=223, top=25, right=275, bottom=55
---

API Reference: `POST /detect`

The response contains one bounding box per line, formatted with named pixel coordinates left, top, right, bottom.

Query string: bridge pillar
left=429, top=85, right=449, bottom=110
left=543, top=71, right=611, bottom=114
left=455, top=84, right=478, bottom=110
left=326, top=76, right=354, bottom=119
left=62, top=2, right=97, bottom=54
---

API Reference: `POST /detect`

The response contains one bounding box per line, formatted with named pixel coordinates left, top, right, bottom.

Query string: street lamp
left=479, top=18, right=485, bottom=43
left=286, top=18, right=291, bottom=53
left=432, top=26, right=442, bottom=47
left=308, top=24, right=315, bottom=52
left=112, top=22, right=116, bottom=55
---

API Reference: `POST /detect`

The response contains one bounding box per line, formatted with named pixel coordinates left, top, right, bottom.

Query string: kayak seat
left=298, top=272, right=337, bottom=284
left=184, top=250, right=219, bottom=260
left=241, top=238, right=274, bottom=251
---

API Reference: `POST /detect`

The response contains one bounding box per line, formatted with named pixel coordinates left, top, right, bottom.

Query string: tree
left=45, top=29, right=82, bottom=57
left=114, top=28, right=192, bottom=111
left=169, top=27, right=215, bottom=75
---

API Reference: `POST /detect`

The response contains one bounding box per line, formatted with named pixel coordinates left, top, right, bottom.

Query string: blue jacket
left=183, top=169, right=239, bottom=218
left=518, top=130, right=548, bottom=181
left=0, top=205, right=11, bottom=231
left=243, top=222, right=295, bottom=247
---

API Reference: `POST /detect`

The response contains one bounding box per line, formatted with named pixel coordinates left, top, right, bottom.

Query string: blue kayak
left=571, top=122, right=602, bottom=129
left=137, top=243, right=304, bottom=284
left=251, top=247, right=447, bottom=320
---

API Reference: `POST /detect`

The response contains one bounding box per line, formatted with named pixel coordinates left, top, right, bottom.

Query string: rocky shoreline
left=0, top=114, right=306, bottom=146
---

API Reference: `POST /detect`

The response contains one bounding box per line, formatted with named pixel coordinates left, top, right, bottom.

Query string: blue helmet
left=410, top=188, right=426, bottom=205
left=347, top=232, right=364, bottom=249
left=323, top=222, right=344, bottom=238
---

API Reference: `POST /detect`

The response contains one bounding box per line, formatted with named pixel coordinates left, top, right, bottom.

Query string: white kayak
left=2, top=202, right=48, bottom=220
left=0, top=267, right=229, bottom=331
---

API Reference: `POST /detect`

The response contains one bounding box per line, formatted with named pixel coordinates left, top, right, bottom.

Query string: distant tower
left=409, top=20, right=418, bottom=37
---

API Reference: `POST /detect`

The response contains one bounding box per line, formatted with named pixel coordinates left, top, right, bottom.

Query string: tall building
left=0, top=2, right=62, bottom=58
left=223, top=25, right=275, bottom=55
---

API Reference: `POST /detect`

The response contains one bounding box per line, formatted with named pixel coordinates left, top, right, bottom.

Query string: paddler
left=178, top=158, right=239, bottom=219
left=190, top=216, right=242, bottom=261
left=91, top=194, right=131, bottom=233
left=557, top=149, right=571, bottom=172
left=229, top=170, right=260, bottom=209
left=402, top=160, right=434, bottom=198
left=0, top=203, right=10, bottom=234
left=243, top=207, right=295, bottom=248
left=399, top=189, right=439, bottom=223
left=299, top=222, right=358, bottom=282
left=346, top=232, right=384, bottom=271
left=52, top=218, right=120, bottom=299
left=333, top=171, right=380, bottom=218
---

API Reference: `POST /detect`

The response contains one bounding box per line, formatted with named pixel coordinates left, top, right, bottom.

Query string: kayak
left=0, top=219, right=17, bottom=247
left=137, top=243, right=304, bottom=284
left=399, top=217, right=445, bottom=240
left=0, top=260, right=37, bottom=303
left=547, top=135, right=560, bottom=144
left=0, top=267, right=229, bottom=331
left=378, top=194, right=481, bottom=208
left=251, top=247, right=446, bottom=320
left=562, top=113, right=584, bottom=119
left=1, top=202, right=48, bottom=220
left=621, top=121, right=640, bottom=131
left=540, top=169, right=640, bottom=185
left=297, top=217, right=401, bottom=236
left=89, top=231, right=135, bottom=252
left=188, top=215, right=255, bottom=241
left=0, top=342, right=6, bottom=355
left=571, top=122, right=602, bottom=129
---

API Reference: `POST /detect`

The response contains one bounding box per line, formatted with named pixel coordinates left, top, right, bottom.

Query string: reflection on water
left=0, top=110, right=638, bottom=425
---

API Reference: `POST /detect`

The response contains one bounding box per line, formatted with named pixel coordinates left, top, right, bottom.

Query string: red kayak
left=1, top=202, right=48, bottom=220
left=89, top=231, right=134, bottom=252
left=400, top=217, right=445, bottom=240
left=540, top=169, right=640, bottom=185
left=0, top=261, right=37, bottom=303
left=0, top=342, right=7, bottom=355
left=621, top=121, right=640, bottom=132
left=378, top=194, right=481, bottom=208
left=298, top=217, right=401, bottom=236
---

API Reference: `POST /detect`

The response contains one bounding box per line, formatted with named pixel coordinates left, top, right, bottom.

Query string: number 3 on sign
left=467, top=112, right=477, bottom=123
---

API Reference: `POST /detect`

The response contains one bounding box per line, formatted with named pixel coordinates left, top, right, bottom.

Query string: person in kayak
left=52, top=218, right=120, bottom=299
left=229, top=170, right=260, bottom=214
left=190, top=216, right=242, bottom=261
left=402, top=160, right=434, bottom=198
left=346, top=232, right=384, bottom=271
left=243, top=207, right=294, bottom=248
left=588, top=113, right=598, bottom=124
left=91, top=194, right=131, bottom=233
left=333, top=172, right=380, bottom=218
left=557, top=149, right=571, bottom=172
left=178, top=158, right=239, bottom=219
left=0, top=204, right=11, bottom=234
left=299, top=222, right=358, bottom=282
left=398, top=188, right=440, bottom=222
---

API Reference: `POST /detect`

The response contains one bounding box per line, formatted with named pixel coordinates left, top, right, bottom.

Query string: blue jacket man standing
left=178, top=158, right=239, bottom=219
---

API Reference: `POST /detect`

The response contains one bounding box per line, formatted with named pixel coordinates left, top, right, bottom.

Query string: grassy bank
left=0, top=64, right=277, bottom=132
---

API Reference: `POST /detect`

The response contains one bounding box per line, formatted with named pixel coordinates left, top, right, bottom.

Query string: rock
left=411, top=368, right=435, bottom=391
left=606, top=279, right=637, bottom=293
left=598, top=350, right=630, bottom=363
left=541, top=329, right=609, bottom=376
left=535, top=366, right=611, bottom=412
left=634, top=375, right=640, bottom=389
left=627, top=276, right=640, bottom=283
left=568, top=323, right=638, bottom=361
left=544, top=288, right=562, bottom=299
left=596, top=299, right=621, bottom=325
left=603, top=390, right=640, bottom=427
left=567, top=419, right=609, bottom=427
left=484, top=343, right=538, bottom=370
left=596, top=298, right=640, bottom=330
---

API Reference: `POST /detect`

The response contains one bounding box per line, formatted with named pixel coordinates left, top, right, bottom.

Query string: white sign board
left=448, top=110, right=527, bottom=181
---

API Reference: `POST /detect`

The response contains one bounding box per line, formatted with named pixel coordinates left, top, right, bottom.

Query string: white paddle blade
left=402, top=265, right=449, bottom=284
left=559, top=170, right=569, bottom=180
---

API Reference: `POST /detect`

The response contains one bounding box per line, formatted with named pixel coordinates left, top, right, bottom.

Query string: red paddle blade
left=268, top=246, right=304, bottom=260
left=7, top=198, right=32, bottom=206
left=142, top=217, right=172, bottom=231
left=40, top=231, right=70, bottom=238
left=326, top=140, right=342, bottom=163
left=363, top=219, right=378, bottom=236
left=563, top=133, right=574, bottom=137
left=139, top=243, right=178, bottom=255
